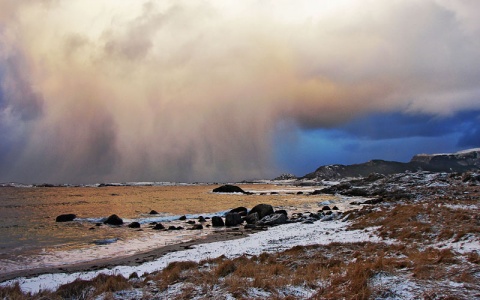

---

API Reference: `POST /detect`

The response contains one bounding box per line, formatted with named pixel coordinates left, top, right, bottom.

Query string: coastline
left=0, top=228, right=251, bottom=283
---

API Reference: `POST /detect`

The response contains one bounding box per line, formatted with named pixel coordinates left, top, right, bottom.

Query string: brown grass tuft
left=215, top=260, right=237, bottom=277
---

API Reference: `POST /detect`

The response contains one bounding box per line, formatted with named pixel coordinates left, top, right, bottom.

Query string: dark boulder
left=211, top=216, right=225, bottom=227
left=198, top=216, right=207, bottom=222
left=248, top=204, right=274, bottom=219
left=275, top=209, right=288, bottom=216
left=332, top=206, right=339, bottom=210
left=179, top=215, right=187, bottom=220
left=212, top=185, right=246, bottom=194
left=191, top=224, right=203, bottom=230
left=258, top=213, right=287, bottom=226
left=149, top=210, right=159, bottom=215
left=321, top=206, right=331, bottom=211
left=225, top=213, right=243, bottom=226
left=343, top=188, right=369, bottom=197
left=187, top=220, right=196, bottom=224
left=152, top=223, right=165, bottom=230
left=55, top=214, right=76, bottom=222
left=128, top=222, right=141, bottom=228
left=244, top=212, right=259, bottom=224
left=229, top=207, right=248, bottom=216
left=168, top=226, right=182, bottom=230
left=104, top=214, right=123, bottom=226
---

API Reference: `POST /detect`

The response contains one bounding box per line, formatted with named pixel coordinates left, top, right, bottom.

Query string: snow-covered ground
left=2, top=219, right=381, bottom=294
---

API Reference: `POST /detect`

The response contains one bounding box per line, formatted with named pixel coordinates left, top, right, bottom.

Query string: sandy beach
left=0, top=227, right=250, bottom=283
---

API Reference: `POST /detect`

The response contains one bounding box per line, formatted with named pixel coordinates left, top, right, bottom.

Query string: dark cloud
left=458, top=121, right=480, bottom=148
left=337, top=111, right=480, bottom=141
left=1, top=1, right=480, bottom=183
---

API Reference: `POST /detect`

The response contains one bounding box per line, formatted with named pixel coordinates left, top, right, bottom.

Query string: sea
left=0, top=182, right=335, bottom=277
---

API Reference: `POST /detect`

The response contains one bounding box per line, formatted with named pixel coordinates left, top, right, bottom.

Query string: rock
left=344, top=188, right=369, bottom=197
left=128, top=222, right=141, bottom=228
left=179, top=215, right=187, bottom=220
left=104, top=214, right=123, bottom=226
left=248, top=204, right=274, bottom=219
left=321, top=206, right=331, bottom=211
left=258, top=213, right=287, bottom=226
left=275, top=209, right=288, bottom=216
left=361, top=198, right=384, bottom=205
left=225, top=213, right=243, bottom=226
left=244, top=212, right=259, bottom=224
left=212, top=185, right=246, bottom=194
left=273, top=173, right=297, bottom=180
left=55, top=214, right=76, bottom=222
left=168, top=226, right=183, bottom=230
left=296, top=191, right=304, bottom=195
left=291, top=213, right=303, bottom=219
left=152, top=223, right=165, bottom=230
left=332, top=206, right=339, bottom=210
left=187, top=220, right=196, bottom=224
left=191, top=224, right=203, bottom=230
left=309, top=213, right=320, bottom=220
left=321, top=214, right=334, bottom=222
left=229, top=207, right=248, bottom=216
left=149, top=210, right=159, bottom=215
left=198, top=216, right=207, bottom=222
left=211, top=216, right=225, bottom=227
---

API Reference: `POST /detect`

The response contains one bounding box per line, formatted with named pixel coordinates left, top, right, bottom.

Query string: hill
left=303, top=148, right=480, bottom=180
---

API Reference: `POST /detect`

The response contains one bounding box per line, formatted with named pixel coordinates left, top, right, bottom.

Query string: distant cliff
left=303, top=148, right=480, bottom=180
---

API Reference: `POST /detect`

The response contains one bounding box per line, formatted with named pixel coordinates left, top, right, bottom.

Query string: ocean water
left=0, top=184, right=335, bottom=275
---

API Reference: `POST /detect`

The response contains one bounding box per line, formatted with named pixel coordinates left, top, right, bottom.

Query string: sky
left=0, top=0, right=479, bottom=184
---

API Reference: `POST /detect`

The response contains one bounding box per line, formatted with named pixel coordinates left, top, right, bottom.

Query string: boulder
left=229, top=207, right=248, bottom=216
left=104, top=214, right=123, bottom=226
left=152, top=223, right=165, bottom=230
left=191, top=224, right=203, bottom=230
left=258, top=213, right=287, bottom=226
left=275, top=209, right=288, bottom=216
left=212, top=185, right=246, bottom=194
left=211, top=216, right=225, bottom=227
left=225, top=213, right=243, bottom=226
left=179, top=215, right=187, bottom=220
left=55, top=214, right=76, bottom=222
left=321, top=206, right=331, bottom=211
left=168, top=226, right=183, bottom=230
left=198, top=216, right=207, bottom=222
left=244, top=212, right=259, bottom=224
left=128, top=222, right=141, bottom=228
left=149, top=210, right=159, bottom=215
left=248, top=204, right=274, bottom=219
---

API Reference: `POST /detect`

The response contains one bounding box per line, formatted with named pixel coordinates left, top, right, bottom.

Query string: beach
left=0, top=183, right=349, bottom=285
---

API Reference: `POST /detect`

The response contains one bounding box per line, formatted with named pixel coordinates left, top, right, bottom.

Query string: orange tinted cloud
left=1, top=0, right=479, bottom=183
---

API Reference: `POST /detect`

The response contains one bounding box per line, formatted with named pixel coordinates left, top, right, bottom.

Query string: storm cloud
left=0, top=0, right=479, bottom=183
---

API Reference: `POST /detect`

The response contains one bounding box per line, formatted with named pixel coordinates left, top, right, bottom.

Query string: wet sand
left=0, top=228, right=257, bottom=283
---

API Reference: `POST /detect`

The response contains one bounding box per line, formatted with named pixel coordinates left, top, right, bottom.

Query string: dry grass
left=2, top=241, right=479, bottom=299
left=349, top=199, right=479, bottom=246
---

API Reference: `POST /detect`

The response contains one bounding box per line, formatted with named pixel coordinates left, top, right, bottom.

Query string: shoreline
left=0, top=228, right=252, bottom=283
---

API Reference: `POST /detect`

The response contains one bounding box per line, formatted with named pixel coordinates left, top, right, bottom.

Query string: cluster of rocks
left=313, top=171, right=479, bottom=205
left=55, top=201, right=346, bottom=234
left=207, top=203, right=345, bottom=230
